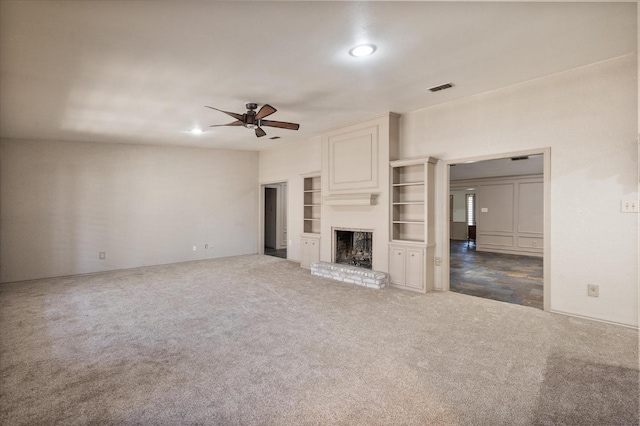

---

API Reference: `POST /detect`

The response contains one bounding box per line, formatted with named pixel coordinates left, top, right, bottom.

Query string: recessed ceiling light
left=190, top=128, right=203, bottom=135
left=349, top=44, right=376, bottom=57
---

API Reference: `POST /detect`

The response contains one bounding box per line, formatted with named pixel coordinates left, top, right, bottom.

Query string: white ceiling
left=0, top=1, right=636, bottom=151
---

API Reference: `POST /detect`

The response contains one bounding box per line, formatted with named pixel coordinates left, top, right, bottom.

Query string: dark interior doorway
left=264, top=187, right=277, bottom=249
left=263, top=184, right=287, bottom=259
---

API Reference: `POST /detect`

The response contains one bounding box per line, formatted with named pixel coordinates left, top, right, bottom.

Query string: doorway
left=443, top=149, right=549, bottom=311
left=262, top=182, right=287, bottom=259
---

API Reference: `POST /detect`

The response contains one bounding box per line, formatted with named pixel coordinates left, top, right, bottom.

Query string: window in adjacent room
left=466, top=193, right=476, bottom=226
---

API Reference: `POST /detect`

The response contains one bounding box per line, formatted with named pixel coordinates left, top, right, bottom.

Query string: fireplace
left=334, top=229, right=373, bottom=269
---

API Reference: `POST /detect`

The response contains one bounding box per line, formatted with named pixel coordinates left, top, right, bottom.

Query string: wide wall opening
left=447, top=152, right=547, bottom=310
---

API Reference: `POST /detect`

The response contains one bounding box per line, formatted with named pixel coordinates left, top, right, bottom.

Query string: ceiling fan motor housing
left=243, top=111, right=257, bottom=128
left=243, top=103, right=259, bottom=128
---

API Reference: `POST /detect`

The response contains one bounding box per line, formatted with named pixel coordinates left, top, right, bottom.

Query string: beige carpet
left=1, top=255, right=638, bottom=425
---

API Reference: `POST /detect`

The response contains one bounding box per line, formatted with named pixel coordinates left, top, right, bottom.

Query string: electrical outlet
left=288, top=240, right=292, bottom=246
left=621, top=200, right=639, bottom=213
left=588, top=284, right=599, bottom=297
left=99, top=252, right=106, bottom=260
left=192, top=246, right=197, bottom=251
left=435, top=257, right=442, bottom=266
left=205, top=244, right=208, bottom=249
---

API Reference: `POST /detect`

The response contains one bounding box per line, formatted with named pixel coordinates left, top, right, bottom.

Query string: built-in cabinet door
left=301, top=238, right=310, bottom=268
left=405, top=248, right=425, bottom=290
left=309, top=238, right=320, bottom=266
left=389, top=247, right=406, bottom=285
left=389, top=243, right=426, bottom=292
left=301, top=237, right=320, bottom=269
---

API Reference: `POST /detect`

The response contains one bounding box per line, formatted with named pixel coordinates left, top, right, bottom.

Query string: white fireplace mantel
left=324, top=192, right=378, bottom=206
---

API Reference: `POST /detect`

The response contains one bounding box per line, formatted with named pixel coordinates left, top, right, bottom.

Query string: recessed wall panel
left=518, top=181, right=543, bottom=233
left=478, top=234, right=514, bottom=247
left=479, top=183, right=514, bottom=232
left=328, top=126, right=379, bottom=191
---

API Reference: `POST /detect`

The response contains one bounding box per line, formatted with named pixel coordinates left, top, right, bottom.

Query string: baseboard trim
left=550, top=309, right=638, bottom=330
left=0, top=252, right=260, bottom=285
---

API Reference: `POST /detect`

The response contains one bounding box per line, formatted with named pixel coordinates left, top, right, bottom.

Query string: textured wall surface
left=400, top=55, right=638, bottom=326
left=1, top=139, right=259, bottom=282
left=259, top=137, right=322, bottom=262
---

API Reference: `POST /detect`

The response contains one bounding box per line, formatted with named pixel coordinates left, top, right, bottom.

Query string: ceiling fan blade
left=255, top=104, right=277, bottom=120
left=255, top=127, right=267, bottom=138
left=210, top=120, right=244, bottom=127
left=260, top=119, right=300, bottom=131
left=204, top=106, right=243, bottom=121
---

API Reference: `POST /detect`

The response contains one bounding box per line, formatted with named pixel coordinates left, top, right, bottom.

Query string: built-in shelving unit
left=301, top=172, right=321, bottom=269
left=391, top=163, right=427, bottom=242
left=389, top=157, right=438, bottom=293
left=303, top=174, right=321, bottom=234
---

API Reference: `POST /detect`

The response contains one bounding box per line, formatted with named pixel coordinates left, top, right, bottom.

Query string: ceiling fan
left=206, top=103, right=300, bottom=138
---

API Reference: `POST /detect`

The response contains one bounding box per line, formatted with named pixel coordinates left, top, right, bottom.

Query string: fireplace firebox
left=334, top=229, right=373, bottom=269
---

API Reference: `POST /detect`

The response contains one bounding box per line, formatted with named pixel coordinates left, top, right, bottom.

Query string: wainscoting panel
left=477, top=234, right=514, bottom=247
left=453, top=175, right=543, bottom=257
left=479, top=183, right=514, bottom=232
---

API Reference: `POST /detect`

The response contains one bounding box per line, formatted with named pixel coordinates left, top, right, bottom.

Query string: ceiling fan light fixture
left=349, top=44, right=376, bottom=57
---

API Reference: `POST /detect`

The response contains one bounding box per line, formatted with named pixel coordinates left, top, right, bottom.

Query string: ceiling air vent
left=429, top=82, right=453, bottom=92
left=511, top=156, right=529, bottom=161
left=269, top=136, right=281, bottom=140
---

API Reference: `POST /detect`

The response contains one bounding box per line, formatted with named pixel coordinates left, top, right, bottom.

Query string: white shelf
left=391, top=162, right=427, bottom=243
left=303, top=174, right=321, bottom=235
left=392, top=182, right=424, bottom=187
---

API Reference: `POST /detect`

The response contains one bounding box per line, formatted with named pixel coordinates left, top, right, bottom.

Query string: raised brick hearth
left=311, top=261, right=388, bottom=289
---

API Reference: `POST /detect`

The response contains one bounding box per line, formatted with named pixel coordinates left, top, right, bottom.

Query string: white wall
left=0, top=139, right=259, bottom=282
left=401, top=55, right=638, bottom=327
left=258, top=137, right=321, bottom=262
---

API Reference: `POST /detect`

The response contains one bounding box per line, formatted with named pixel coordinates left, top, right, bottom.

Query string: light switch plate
left=481, top=208, right=488, bottom=213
